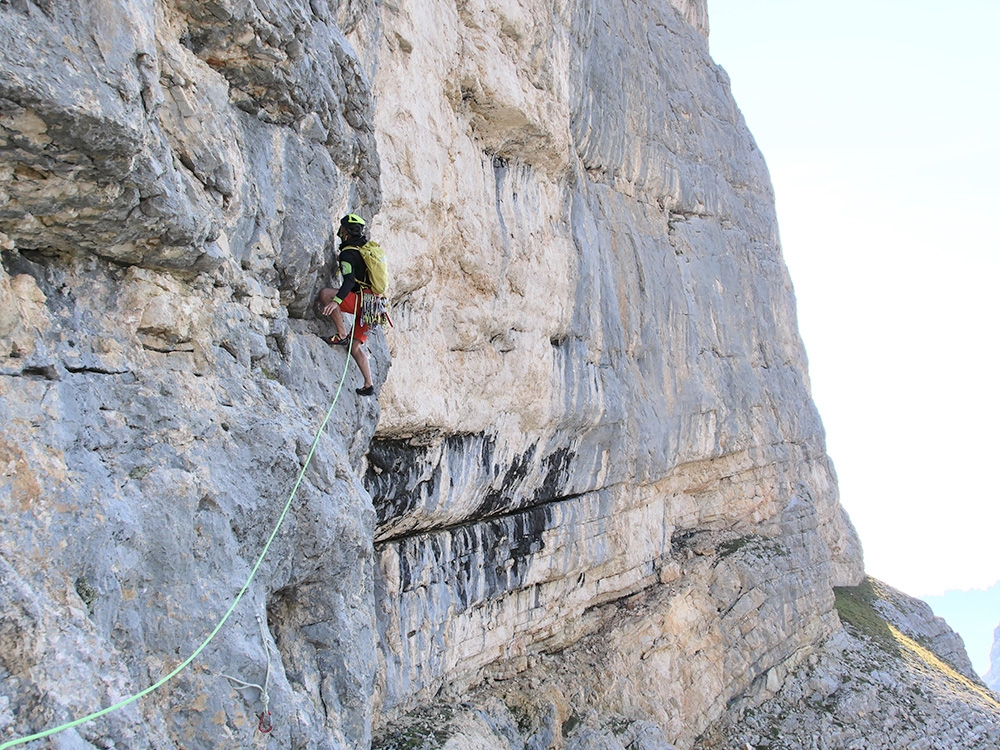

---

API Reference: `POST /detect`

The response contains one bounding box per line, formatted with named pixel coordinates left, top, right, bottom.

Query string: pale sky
left=706, top=0, right=999, bottom=611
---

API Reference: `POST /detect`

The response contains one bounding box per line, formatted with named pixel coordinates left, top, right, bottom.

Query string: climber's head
left=339, top=213, right=366, bottom=241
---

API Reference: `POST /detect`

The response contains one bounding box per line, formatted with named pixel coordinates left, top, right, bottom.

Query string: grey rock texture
left=692, top=579, right=1000, bottom=750
left=1, top=1, right=387, bottom=748
left=0, top=1, right=993, bottom=750
left=366, top=0, right=862, bottom=743
left=0, top=0, right=380, bottom=313
left=371, top=582, right=1000, bottom=750
left=373, top=699, right=679, bottom=750
left=870, top=579, right=980, bottom=681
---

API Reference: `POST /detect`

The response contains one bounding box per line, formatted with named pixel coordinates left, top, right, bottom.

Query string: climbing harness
left=0, top=326, right=358, bottom=749
left=221, top=614, right=277, bottom=735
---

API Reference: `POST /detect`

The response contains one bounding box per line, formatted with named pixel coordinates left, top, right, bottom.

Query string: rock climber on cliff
left=317, top=213, right=380, bottom=396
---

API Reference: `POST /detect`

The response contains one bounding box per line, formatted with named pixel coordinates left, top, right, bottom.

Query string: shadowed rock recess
left=0, top=1, right=995, bottom=749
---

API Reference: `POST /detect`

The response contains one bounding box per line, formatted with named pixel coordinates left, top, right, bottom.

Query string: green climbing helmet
left=340, top=213, right=366, bottom=236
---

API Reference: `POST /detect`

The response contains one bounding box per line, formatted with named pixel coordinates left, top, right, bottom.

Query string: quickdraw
left=360, top=290, right=392, bottom=328
left=222, top=614, right=277, bottom=736
left=258, top=711, right=273, bottom=734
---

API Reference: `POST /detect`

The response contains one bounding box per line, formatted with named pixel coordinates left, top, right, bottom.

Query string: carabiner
left=257, top=710, right=273, bottom=734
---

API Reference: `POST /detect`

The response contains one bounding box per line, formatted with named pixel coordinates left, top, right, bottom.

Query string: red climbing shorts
left=339, top=291, right=370, bottom=344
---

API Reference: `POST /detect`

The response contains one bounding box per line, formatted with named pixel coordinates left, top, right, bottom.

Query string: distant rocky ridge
left=987, top=624, right=1000, bottom=693
left=694, top=579, right=1000, bottom=750
left=0, top=0, right=996, bottom=749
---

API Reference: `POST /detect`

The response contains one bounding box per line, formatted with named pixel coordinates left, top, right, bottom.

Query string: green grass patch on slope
left=836, top=579, right=1000, bottom=710
left=833, top=580, right=900, bottom=656
left=889, top=625, right=1000, bottom=710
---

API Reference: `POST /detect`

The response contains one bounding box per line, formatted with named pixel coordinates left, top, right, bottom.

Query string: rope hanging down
left=221, top=613, right=277, bottom=734
left=0, top=326, right=357, bottom=750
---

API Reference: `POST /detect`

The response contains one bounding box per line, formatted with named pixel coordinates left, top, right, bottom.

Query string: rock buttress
left=367, top=0, right=862, bottom=745
left=0, top=1, right=388, bottom=747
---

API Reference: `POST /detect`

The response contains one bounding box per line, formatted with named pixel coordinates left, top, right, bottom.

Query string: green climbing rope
left=0, top=326, right=357, bottom=749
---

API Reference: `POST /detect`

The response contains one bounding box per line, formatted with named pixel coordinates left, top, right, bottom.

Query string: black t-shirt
left=335, top=243, right=370, bottom=300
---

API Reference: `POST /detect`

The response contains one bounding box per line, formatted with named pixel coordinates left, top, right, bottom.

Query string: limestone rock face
left=694, top=579, right=1000, bottom=750
left=0, top=0, right=881, bottom=749
left=870, top=581, right=980, bottom=681
left=0, top=0, right=380, bottom=314
left=367, top=0, right=862, bottom=743
left=1, top=2, right=387, bottom=748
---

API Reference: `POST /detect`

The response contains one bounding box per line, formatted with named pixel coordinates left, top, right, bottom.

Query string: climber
left=317, top=213, right=377, bottom=396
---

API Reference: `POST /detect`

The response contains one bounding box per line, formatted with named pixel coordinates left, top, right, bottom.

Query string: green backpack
left=357, top=240, right=389, bottom=296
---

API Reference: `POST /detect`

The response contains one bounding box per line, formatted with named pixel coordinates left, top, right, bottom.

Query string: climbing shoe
left=356, top=385, right=375, bottom=396
left=320, top=334, right=350, bottom=346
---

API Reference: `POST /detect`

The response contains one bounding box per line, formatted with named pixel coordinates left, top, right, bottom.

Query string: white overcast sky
left=706, top=0, right=1000, bottom=600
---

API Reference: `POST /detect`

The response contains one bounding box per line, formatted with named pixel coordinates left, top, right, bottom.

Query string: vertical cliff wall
left=1, top=1, right=388, bottom=747
left=367, top=0, right=862, bottom=744
left=0, top=0, right=867, bottom=749
left=988, top=625, right=1000, bottom=693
